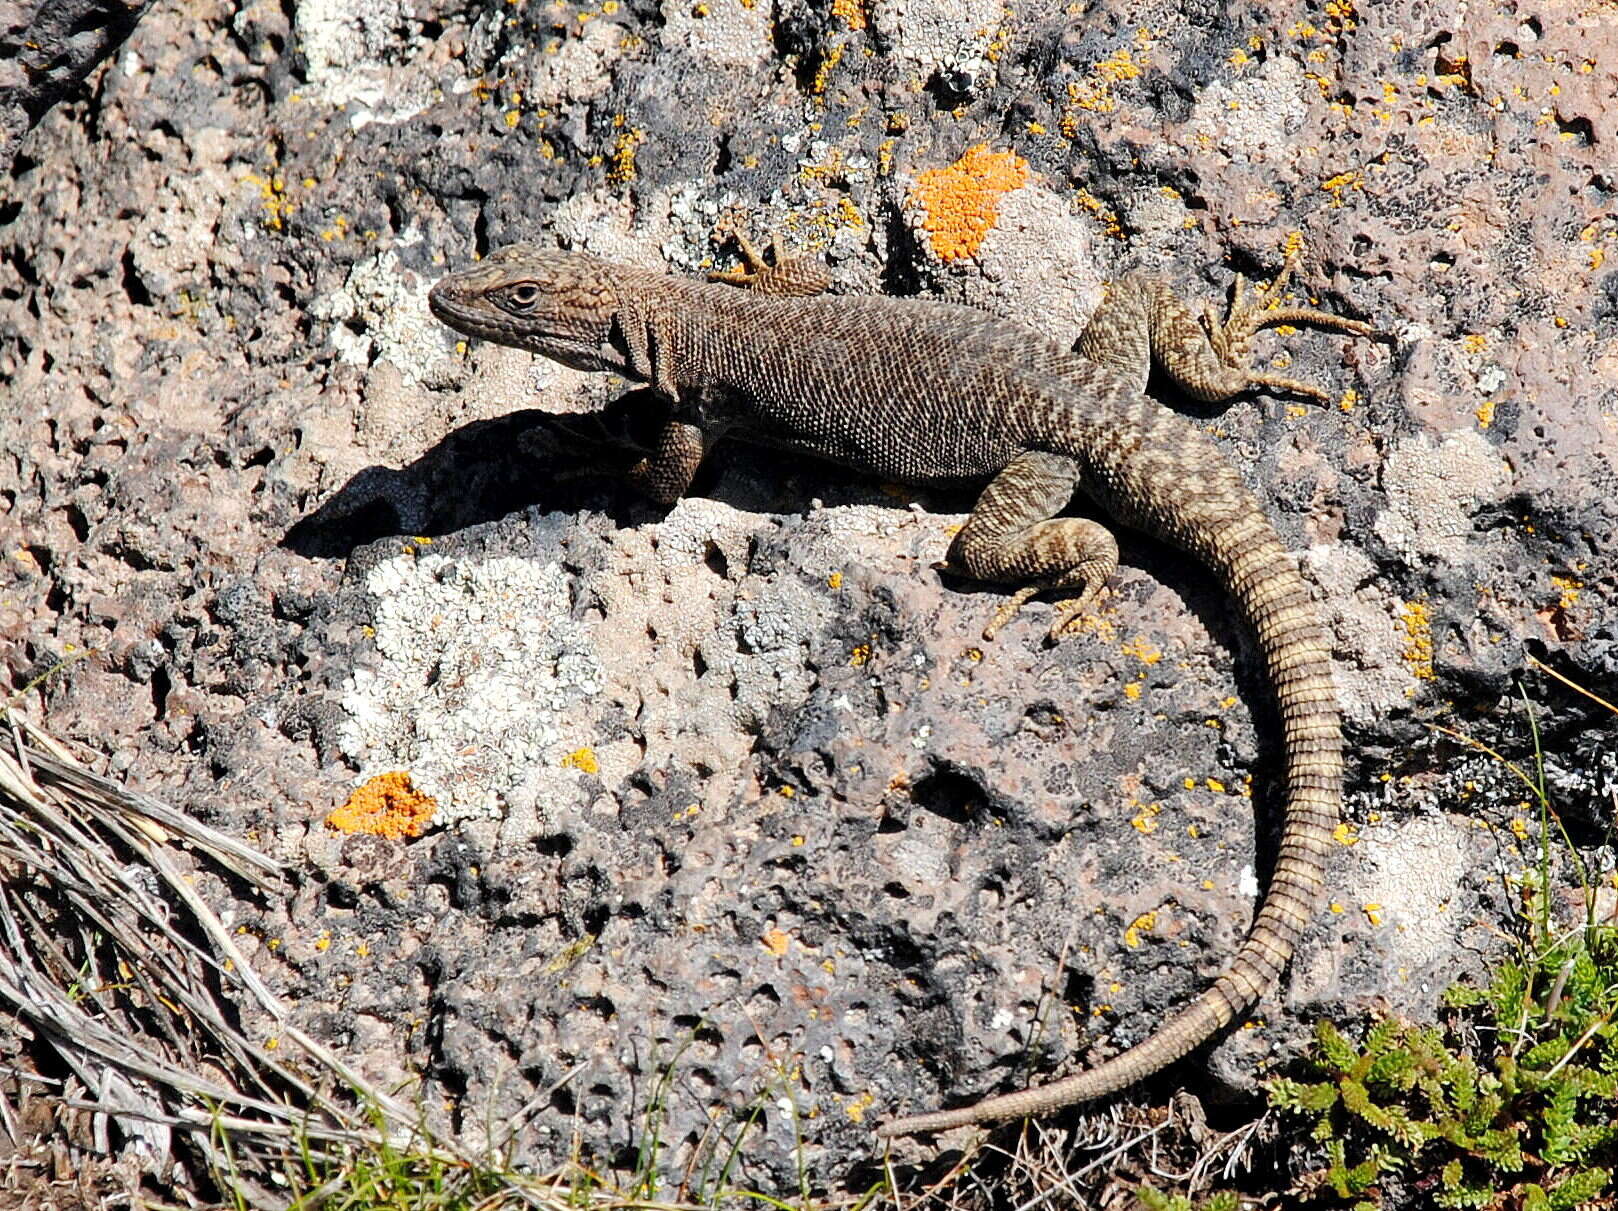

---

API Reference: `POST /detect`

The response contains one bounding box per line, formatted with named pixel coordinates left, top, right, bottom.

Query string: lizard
left=427, top=232, right=1373, bottom=1138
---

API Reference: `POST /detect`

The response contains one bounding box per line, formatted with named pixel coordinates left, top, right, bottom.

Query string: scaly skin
left=428, top=239, right=1373, bottom=1137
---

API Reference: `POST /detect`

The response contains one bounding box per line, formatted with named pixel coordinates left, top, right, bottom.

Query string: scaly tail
left=878, top=442, right=1341, bottom=1138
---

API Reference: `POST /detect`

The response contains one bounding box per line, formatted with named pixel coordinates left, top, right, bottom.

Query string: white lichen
left=338, top=553, right=605, bottom=824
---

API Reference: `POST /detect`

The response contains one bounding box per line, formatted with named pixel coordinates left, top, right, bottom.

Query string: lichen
left=1399, top=599, right=1435, bottom=683
left=326, top=770, right=437, bottom=839
left=909, top=144, right=1030, bottom=263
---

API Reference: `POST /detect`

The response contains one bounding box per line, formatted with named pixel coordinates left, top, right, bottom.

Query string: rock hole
left=534, top=833, right=573, bottom=857
left=704, top=541, right=729, bottom=579
left=150, top=665, right=171, bottom=721
left=1557, top=116, right=1594, bottom=146
left=120, top=249, right=151, bottom=307
left=910, top=767, right=988, bottom=825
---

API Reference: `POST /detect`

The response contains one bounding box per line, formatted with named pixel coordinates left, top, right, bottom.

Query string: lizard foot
left=1202, top=251, right=1378, bottom=403
left=979, top=583, right=1106, bottom=643
left=709, top=229, right=832, bottom=297
left=707, top=230, right=785, bottom=288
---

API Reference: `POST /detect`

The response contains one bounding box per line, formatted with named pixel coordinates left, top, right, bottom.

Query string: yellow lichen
left=909, top=144, right=1030, bottom=263
left=326, top=771, right=437, bottom=840
left=242, top=171, right=295, bottom=231
left=1124, top=910, right=1157, bottom=947
left=1398, top=600, right=1435, bottom=682
left=607, top=117, right=644, bottom=186
left=1072, top=188, right=1125, bottom=239
left=1119, top=636, right=1162, bottom=664
left=1550, top=574, right=1582, bottom=610
left=810, top=39, right=845, bottom=95
left=561, top=746, right=599, bottom=774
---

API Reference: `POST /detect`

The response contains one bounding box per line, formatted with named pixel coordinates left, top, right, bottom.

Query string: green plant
left=1271, top=949, right=1617, bottom=1208
left=1136, top=1188, right=1244, bottom=1211
left=1271, top=674, right=1618, bottom=1210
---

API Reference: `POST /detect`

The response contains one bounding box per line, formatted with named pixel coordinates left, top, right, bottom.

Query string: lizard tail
left=878, top=513, right=1341, bottom=1139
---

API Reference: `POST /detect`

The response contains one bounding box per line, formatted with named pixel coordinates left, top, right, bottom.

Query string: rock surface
left=3, top=0, right=1616, bottom=1194
left=0, top=0, right=153, bottom=176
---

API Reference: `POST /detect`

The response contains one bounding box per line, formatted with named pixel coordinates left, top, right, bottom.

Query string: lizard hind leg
left=945, top=451, right=1119, bottom=643
left=1084, top=251, right=1376, bottom=405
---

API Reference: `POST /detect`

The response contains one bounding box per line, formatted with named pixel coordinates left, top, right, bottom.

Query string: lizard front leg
left=623, top=418, right=712, bottom=505
left=945, top=450, right=1119, bottom=642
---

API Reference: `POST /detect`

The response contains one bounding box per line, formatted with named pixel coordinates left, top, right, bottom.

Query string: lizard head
left=428, top=244, right=628, bottom=373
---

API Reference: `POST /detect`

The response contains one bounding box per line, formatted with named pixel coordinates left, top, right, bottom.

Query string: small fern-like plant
left=1273, top=669, right=1618, bottom=1209
left=1271, top=921, right=1618, bottom=1208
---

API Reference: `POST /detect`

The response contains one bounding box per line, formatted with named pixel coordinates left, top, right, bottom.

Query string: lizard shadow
left=281, top=388, right=983, bottom=556
left=281, top=393, right=675, bottom=558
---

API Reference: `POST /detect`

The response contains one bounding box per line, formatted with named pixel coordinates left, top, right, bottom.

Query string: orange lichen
left=326, top=771, right=437, bottom=840
left=761, top=927, right=791, bottom=956
left=909, top=144, right=1030, bottom=263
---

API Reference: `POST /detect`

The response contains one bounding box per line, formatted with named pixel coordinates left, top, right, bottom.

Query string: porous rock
left=3, top=0, right=1615, bottom=1195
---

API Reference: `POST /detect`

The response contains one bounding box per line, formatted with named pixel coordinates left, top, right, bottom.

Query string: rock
left=2, top=0, right=1615, bottom=1196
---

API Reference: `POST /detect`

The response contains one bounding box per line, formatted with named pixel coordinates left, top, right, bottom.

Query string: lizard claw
left=1209, top=249, right=1377, bottom=403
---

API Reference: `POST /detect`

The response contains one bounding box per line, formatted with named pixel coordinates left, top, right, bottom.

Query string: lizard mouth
left=426, top=280, right=490, bottom=337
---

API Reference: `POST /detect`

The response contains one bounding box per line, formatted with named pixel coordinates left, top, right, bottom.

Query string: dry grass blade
left=0, top=706, right=475, bottom=1200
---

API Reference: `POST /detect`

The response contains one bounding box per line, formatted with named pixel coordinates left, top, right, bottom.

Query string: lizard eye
left=505, top=283, right=541, bottom=309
